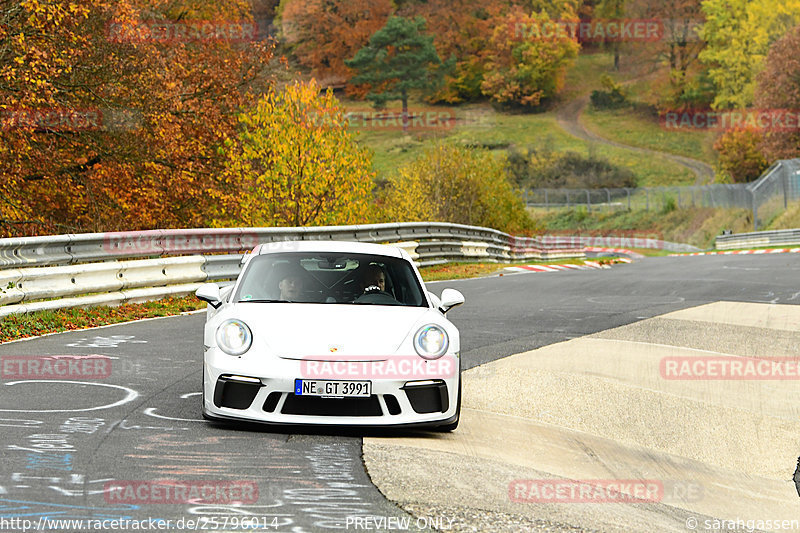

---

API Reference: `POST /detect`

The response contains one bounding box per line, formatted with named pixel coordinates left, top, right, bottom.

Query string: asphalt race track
left=0, top=253, right=798, bottom=532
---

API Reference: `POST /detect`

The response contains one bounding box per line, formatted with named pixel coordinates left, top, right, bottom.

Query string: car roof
left=251, top=240, right=408, bottom=260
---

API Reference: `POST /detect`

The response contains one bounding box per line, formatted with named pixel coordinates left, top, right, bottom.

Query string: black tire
left=435, top=377, right=461, bottom=432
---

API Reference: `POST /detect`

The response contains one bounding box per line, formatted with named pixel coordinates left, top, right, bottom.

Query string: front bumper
left=202, top=350, right=460, bottom=427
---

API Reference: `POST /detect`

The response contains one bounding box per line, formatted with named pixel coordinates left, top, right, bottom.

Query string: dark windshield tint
left=234, top=252, right=427, bottom=307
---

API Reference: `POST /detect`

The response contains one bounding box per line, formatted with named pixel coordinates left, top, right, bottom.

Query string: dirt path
left=556, top=95, right=715, bottom=184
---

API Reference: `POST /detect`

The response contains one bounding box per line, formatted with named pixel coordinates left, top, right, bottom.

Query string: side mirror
left=439, top=288, right=465, bottom=314
left=196, top=283, right=223, bottom=309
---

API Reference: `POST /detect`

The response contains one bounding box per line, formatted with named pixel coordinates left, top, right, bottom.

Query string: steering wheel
left=355, top=286, right=397, bottom=304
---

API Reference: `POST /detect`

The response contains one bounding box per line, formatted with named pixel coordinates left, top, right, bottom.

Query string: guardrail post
left=645, top=189, right=650, bottom=211
left=544, top=189, right=548, bottom=208
left=585, top=189, right=591, bottom=213
left=751, top=189, right=758, bottom=231
left=625, top=188, right=631, bottom=210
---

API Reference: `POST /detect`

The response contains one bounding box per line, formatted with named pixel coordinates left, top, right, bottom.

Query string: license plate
left=294, top=379, right=371, bottom=398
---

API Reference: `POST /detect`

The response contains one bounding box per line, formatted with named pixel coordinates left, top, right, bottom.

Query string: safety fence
left=0, top=222, right=588, bottom=316
left=524, top=158, right=800, bottom=231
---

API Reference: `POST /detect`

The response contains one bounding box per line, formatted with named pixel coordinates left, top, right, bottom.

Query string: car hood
left=226, top=303, right=435, bottom=360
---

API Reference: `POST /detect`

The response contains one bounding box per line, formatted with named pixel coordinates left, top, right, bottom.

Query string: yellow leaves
left=222, top=80, right=375, bottom=227
left=382, top=143, right=535, bottom=234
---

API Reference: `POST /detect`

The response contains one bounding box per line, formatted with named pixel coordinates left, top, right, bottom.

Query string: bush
left=381, top=143, right=537, bottom=234
left=713, top=127, right=768, bottom=183
left=589, top=75, right=627, bottom=110
left=506, top=146, right=637, bottom=190
left=661, top=196, right=677, bottom=214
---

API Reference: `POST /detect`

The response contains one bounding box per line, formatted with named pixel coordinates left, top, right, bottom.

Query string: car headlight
left=216, top=319, right=252, bottom=356
left=414, top=324, right=448, bottom=360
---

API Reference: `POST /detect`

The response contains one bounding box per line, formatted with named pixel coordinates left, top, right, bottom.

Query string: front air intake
left=213, top=375, right=262, bottom=410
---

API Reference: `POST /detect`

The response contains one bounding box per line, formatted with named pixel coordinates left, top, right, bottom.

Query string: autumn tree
left=346, top=16, right=450, bottom=132
left=402, top=0, right=498, bottom=103
left=277, top=0, right=393, bottom=91
left=381, top=144, right=535, bottom=234
left=754, top=24, right=800, bottom=161
left=0, top=0, right=276, bottom=236
left=713, top=128, right=768, bottom=183
left=623, top=0, right=706, bottom=109
left=221, top=81, right=376, bottom=227
left=595, top=0, right=626, bottom=70
left=480, top=5, right=579, bottom=107
left=700, top=0, right=800, bottom=109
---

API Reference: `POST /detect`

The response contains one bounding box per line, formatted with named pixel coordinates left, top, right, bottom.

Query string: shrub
left=713, top=127, right=768, bottom=183
left=506, top=146, right=638, bottom=190
left=590, top=75, right=627, bottom=110
left=381, top=144, right=537, bottom=234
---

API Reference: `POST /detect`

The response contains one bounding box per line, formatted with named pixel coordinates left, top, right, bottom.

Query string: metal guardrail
left=0, top=222, right=579, bottom=269
left=0, top=223, right=588, bottom=316
left=715, top=228, right=800, bottom=250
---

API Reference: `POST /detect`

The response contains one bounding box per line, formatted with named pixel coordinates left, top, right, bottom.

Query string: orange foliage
left=279, top=0, right=393, bottom=93
left=480, top=6, right=580, bottom=107
left=713, top=128, right=768, bottom=183
left=0, top=0, right=277, bottom=236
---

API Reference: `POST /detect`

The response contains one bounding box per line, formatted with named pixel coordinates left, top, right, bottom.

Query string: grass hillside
left=346, top=100, right=695, bottom=187
left=344, top=53, right=720, bottom=188
left=531, top=201, right=800, bottom=249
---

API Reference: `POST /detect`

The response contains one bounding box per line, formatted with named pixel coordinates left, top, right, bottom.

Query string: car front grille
left=279, top=394, right=382, bottom=417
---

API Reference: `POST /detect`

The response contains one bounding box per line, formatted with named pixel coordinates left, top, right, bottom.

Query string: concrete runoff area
left=364, top=302, right=800, bottom=532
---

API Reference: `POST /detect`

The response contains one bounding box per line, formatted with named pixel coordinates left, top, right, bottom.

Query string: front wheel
left=435, top=378, right=461, bottom=432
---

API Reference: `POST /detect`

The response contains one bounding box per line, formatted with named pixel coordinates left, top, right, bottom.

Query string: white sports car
left=195, top=241, right=465, bottom=430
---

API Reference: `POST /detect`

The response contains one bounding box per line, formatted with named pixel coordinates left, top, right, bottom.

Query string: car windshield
left=233, top=252, right=427, bottom=307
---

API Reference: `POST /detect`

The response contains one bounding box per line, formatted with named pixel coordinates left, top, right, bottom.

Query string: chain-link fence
left=524, top=159, right=800, bottom=230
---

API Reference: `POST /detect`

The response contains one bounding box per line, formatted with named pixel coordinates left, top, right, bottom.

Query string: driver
left=361, top=264, right=387, bottom=294
left=279, top=274, right=304, bottom=301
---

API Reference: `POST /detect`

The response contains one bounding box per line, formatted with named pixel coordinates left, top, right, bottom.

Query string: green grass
left=562, top=52, right=624, bottom=101
left=346, top=100, right=695, bottom=187
left=0, top=296, right=206, bottom=343
left=341, top=51, right=705, bottom=187
left=582, top=106, right=717, bottom=166
left=530, top=206, right=755, bottom=249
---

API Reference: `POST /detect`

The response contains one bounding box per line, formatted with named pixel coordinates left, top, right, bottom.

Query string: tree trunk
left=401, top=90, right=409, bottom=134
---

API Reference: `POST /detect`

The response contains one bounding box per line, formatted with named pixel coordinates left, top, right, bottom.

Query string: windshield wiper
left=239, top=299, right=291, bottom=303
